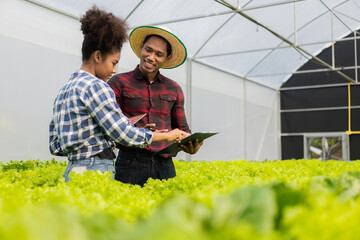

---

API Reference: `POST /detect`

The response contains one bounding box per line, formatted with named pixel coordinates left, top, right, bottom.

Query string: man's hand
left=144, top=123, right=156, bottom=131
left=145, top=123, right=170, bottom=133
left=179, top=139, right=204, bottom=154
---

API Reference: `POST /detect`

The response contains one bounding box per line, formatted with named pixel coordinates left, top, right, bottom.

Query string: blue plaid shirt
left=49, top=70, right=153, bottom=160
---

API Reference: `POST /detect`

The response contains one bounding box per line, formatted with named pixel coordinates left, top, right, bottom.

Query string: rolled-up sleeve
left=49, top=117, right=67, bottom=156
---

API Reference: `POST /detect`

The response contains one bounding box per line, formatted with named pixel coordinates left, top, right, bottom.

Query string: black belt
left=95, top=148, right=116, bottom=160
left=118, top=147, right=153, bottom=156
left=117, top=148, right=170, bottom=164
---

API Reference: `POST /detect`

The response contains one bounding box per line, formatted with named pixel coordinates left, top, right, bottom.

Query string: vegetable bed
left=1, top=159, right=360, bottom=240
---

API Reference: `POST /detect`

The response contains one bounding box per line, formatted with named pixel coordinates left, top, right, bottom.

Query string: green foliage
left=1, top=159, right=360, bottom=239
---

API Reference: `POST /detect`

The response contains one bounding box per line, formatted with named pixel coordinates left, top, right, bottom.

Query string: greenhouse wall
left=0, top=0, right=82, bottom=161
left=280, top=33, right=360, bottom=161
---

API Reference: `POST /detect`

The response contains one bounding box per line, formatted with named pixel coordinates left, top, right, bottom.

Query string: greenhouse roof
left=28, top=0, right=360, bottom=89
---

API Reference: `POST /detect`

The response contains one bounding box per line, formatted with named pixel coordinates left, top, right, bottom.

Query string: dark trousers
left=115, top=150, right=176, bottom=186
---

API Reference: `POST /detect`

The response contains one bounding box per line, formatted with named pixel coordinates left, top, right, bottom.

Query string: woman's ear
left=93, top=50, right=102, bottom=63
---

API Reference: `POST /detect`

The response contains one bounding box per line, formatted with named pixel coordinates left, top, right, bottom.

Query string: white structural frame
left=7, top=0, right=359, bottom=162
left=23, top=0, right=359, bottom=87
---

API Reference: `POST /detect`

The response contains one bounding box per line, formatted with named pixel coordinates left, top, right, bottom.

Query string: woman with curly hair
left=49, top=6, right=187, bottom=182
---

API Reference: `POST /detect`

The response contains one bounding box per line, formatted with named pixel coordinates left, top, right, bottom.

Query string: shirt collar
left=73, top=69, right=94, bottom=78
left=134, top=65, right=164, bottom=83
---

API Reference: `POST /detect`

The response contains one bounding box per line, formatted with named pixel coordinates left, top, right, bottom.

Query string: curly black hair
left=80, top=6, right=128, bottom=61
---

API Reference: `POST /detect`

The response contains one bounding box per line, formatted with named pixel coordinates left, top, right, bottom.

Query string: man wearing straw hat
left=108, top=26, right=202, bottom=186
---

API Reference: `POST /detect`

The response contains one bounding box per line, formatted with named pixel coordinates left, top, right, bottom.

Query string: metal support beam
left=248, top=65, right=360, bottom=78
left=192, top=59, right=277, bottom=90
left=185, top=58, right=192, bottom=162
left=215, top=0, right=356, bottom=83
left=243, top=78, right=247, bottom=159
left=193, top=14, right=236, bottom=58
left=331, top=7, right=335, bottom=69
left=294, top=2, right=297, bottom=45
left=355, top=31, right=358, bottom=83
left=320, top=0, right=355, bottom=33
left=255, top=93, right=277, bottom=160
left=24, top=0, right=79, bottom=20
left=197, top=36, right=360, bottom=58
left=126, top=0, right=145, bottom=20
left=131, top=0, right=305, bottom=29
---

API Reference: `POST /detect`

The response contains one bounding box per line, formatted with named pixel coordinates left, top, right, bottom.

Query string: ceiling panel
left=26, top=0, right=360, bottom=89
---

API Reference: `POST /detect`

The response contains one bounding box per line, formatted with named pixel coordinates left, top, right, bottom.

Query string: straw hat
left=129, top=26, right=187, bottom=69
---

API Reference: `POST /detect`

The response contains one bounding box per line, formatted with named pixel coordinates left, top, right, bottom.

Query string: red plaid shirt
left=107, top=65, right=191, bottom=157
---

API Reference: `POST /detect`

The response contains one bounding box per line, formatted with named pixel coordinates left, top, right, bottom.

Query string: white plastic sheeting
left=1, top=0, right=359, bottom=161
left=25, top=0, right=360, bottom=88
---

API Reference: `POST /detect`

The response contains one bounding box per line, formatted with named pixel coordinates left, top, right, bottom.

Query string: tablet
left=128, top=113, right=147, bottom=125
left=154, top=132, right=218, bottom=156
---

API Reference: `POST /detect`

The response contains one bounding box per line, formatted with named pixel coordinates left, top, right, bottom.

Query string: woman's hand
left=165, top=129, right=190, bottom=143
left=151, top=128, right=189, bottom=143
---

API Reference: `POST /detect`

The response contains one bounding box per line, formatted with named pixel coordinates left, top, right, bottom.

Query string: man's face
left=139, top=36, right=170, bottom=76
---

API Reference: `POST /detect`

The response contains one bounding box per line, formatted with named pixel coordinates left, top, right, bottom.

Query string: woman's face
left=95, top=51, right=120, bottom=81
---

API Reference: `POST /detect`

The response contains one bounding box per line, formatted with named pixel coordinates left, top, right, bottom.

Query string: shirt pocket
left=159, top=94, right=177, bottom=112
left=122, top=90, right=147, bottom=110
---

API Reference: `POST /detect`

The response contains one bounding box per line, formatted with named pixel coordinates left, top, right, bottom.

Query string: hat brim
left=129, top=26, right=187, bottom=69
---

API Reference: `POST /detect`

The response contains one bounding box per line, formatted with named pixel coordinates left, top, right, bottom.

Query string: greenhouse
left=2, top=0, right=360, bottom=162
left=2, top=1, right=360, bottom=239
